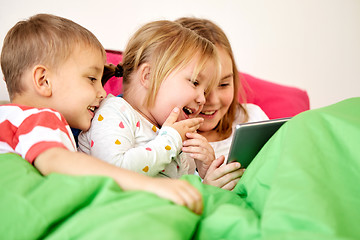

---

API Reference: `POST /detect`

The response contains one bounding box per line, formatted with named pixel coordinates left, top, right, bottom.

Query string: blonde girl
left=177, top=17, right=268, bottom=190
left=79, top=20, right=220, bottom=179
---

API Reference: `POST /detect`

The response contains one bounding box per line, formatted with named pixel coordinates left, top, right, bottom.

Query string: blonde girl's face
left=148, top=56, right=217, bottom=127
left=197, top=46, right=235, bottom=132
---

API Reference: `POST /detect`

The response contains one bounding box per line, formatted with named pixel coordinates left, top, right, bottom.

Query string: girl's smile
left=199, top=109, right=218, bottom=119
left=146, top=55, right=217, bottom=127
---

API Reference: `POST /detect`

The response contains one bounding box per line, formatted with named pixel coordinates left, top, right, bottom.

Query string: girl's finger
left=182, top=146, right=205, bottom=154
left=221, top=178, right=241, bottom=191
left=185, top=132, right=206, bottom=140
left=183, top=138, right=207, bottom=147
left=206, top=156, right=226, bottom=177
left=163, top=107, right=180, bottom=126
left=208, top=159, right=241, bottom=180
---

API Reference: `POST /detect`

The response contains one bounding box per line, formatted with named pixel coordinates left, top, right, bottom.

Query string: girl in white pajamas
left=78, top=20, right=220, bottom=179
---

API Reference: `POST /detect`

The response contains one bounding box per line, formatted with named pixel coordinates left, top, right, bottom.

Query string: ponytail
left=101, top=63, right=123, bottom=86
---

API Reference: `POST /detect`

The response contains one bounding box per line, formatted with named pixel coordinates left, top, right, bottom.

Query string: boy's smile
left=87, top=105, right=99, bottom=119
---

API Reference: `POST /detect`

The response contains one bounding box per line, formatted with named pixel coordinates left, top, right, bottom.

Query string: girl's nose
left=205, top=90, right=218, bottom=104
left=196, top=90, right=206, bottom=105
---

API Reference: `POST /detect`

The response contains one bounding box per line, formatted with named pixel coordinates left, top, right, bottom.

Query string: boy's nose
left=97, top=85, right=107, bottom=99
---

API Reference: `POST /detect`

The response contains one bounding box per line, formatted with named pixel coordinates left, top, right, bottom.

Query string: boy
left=0, top=13, right=202, bottom=214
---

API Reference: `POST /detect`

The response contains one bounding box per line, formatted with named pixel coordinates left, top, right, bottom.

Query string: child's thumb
left=163, top=107, right=180, bottom=126
left=208, top=155, right=225, bottom=172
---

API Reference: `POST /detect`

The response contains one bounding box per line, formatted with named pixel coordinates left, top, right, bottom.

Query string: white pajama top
left=78, top=95, right=194, bottom=178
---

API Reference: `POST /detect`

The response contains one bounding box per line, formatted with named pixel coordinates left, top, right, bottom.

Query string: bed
left=8, top=50, right=360, bottom=239
left=1, top=97, right=359, bottom=239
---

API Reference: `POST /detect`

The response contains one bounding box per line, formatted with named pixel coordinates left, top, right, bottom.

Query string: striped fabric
left=0, top=104, right=76, bottom=164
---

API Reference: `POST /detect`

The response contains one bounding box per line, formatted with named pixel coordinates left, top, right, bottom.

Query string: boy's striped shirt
left=0, top=104, right=76, bottom=164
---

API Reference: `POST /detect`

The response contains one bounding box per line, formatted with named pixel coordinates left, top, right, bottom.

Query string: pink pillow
left=103, top=50, right=310, bottom=119
left=241, top=72, right=310, bottom=119
left=104, top=50, right=123, bottom=96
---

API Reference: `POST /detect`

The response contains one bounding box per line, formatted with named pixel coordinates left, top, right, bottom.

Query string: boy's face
left=48, top=46, right=106, bottom=131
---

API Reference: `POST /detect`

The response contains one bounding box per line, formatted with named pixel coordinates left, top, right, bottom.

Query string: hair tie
left=114, top=64, right=123, bottom=78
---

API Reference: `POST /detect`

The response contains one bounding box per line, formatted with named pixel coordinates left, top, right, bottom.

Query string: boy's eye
left=88, top=77, right=97, bottom=82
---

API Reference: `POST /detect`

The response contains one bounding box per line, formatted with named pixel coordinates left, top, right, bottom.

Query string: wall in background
left=1, top=0, right=359, bottom=109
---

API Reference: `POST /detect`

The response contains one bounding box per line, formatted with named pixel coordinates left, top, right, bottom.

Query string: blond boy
left=0, top=13, right=202, bottom=214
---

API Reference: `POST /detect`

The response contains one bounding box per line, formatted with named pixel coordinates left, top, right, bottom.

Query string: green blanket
left=1, top=97, right=359, bottom=239
left=0, top=153, right=258, bottom=240
left=235, top=97, right=360, bottom=239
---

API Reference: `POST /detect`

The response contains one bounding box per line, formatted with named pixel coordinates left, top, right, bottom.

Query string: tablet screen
left=227, top=117, right=290, bottom=168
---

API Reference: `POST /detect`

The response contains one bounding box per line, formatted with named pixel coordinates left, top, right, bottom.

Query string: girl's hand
left=203, top=156, right=245, bottom=191
left=182, top=132, right=215, bottom=178
left=145, top=177, right=203, bottom=215
left=163, top=107, right=204, bottom=141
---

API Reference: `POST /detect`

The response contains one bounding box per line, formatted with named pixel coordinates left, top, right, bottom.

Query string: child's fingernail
left=173, top=107, right=179, bottom=112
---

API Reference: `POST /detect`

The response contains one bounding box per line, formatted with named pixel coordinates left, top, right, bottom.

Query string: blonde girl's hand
left=182, top=132, right=215, bottom=178
left=202, top=156, right=245, bottom=191
left=145, top=178, right=203, bottom=215
left=163, top=107, right=204, bottom=141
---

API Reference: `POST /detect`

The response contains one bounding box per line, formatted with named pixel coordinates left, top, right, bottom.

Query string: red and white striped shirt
left=0, top=104, right=76, bottom=164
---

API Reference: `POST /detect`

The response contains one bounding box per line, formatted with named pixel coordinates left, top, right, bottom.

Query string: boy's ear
left=32, top=65, right=52, bottom=97
left=139, top=63, right=151, bottom=89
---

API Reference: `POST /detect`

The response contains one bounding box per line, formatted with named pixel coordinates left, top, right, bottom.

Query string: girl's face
left=48, top=46, right=106, bottom=131
left=147, top=56, right=217, bottom=127
left=197, top=46, right=234, bottom=132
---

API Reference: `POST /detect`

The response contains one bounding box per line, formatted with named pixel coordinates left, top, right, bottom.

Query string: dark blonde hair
left=103, top=20, right=220, bottom=107
left=1, top=13, right=106, bottom=100
left=175, top=17, right=249, bottom=137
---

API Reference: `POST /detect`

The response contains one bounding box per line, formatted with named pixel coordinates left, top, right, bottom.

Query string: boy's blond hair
left=1, top=13, right=106, bottom=100
left=122, top=20, right=220, bottom=107
left=175, top=17, right=249, bottom=137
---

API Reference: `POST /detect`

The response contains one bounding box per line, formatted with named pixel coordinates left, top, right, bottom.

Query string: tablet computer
left=227, top=117, right=291, bottom=168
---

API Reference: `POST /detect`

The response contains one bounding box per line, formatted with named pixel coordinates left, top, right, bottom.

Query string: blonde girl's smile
left=182, top=105, right=203, bottom=119
left=199, top=109, right=218, bottom=119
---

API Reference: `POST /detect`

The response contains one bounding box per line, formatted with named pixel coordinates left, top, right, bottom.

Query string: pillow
left=104, top=49, right=310, bottom=119
left=104, top=49, right=123, bottom=96
left=240, top=72, right=310, bottom=119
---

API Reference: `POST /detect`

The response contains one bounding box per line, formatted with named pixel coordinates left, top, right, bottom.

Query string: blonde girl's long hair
left=103, top=20, right=221, bottom=108
left=175, top=17, right=249, bottom=137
